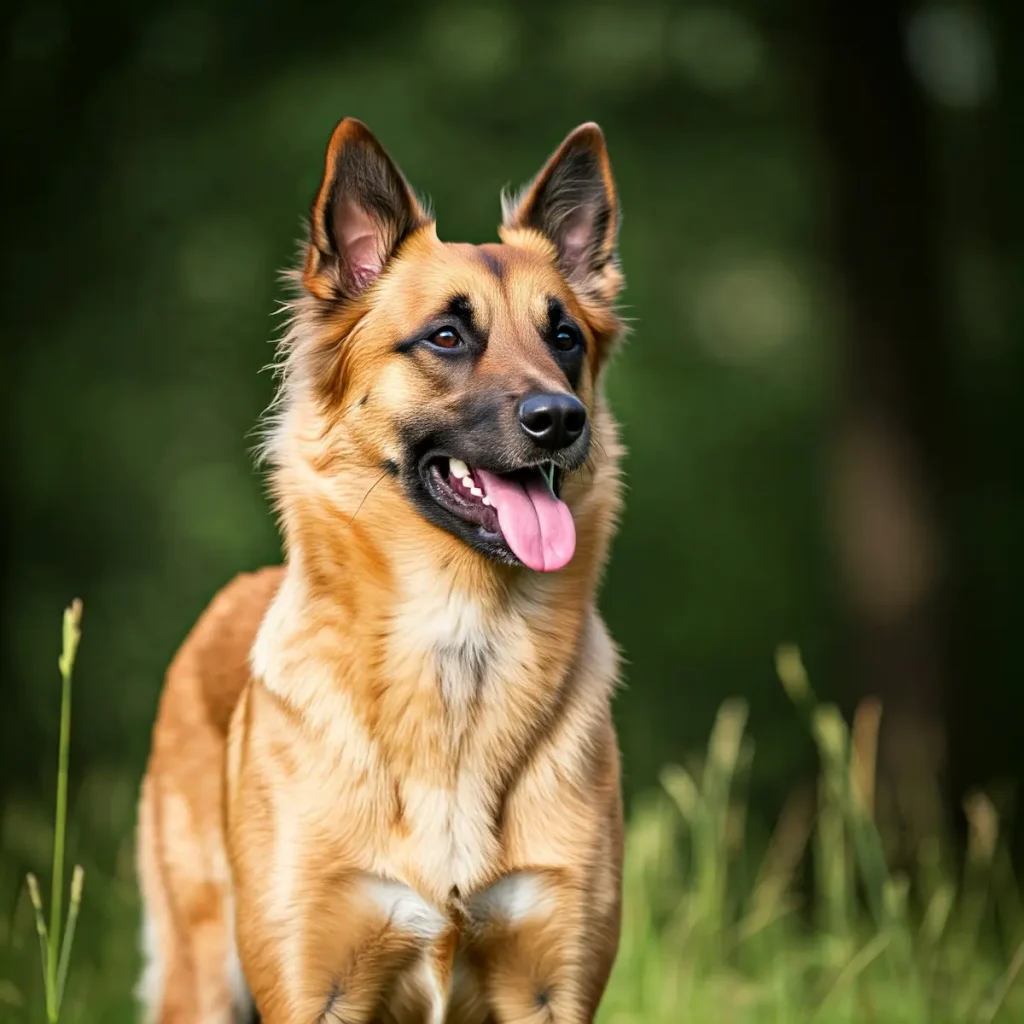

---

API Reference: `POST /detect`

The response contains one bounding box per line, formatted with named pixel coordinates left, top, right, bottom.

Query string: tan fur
left=137, top=119, right=627, bottom=1024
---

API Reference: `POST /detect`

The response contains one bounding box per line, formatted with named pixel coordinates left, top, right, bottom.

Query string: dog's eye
left=428, top=327, right=462, bottom=349
left=554, top=326, right=580, bottom=352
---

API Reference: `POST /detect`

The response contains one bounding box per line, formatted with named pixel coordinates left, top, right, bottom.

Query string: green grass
left=1, top=615, right=1022, bottom=1022
left=25, top=599, right=86, bottom=1024
left=600, top=651, right=1024, bottom=1022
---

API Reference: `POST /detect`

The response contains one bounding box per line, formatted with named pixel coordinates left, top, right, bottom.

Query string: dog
left=136, top=115, right=628, bottom=1024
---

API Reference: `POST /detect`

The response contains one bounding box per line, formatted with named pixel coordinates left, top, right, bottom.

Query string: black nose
left=517, top=392, right=588, bottom=451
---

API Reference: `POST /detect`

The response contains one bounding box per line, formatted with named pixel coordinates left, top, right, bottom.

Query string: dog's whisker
left=346, top=469, right=389, bottom=527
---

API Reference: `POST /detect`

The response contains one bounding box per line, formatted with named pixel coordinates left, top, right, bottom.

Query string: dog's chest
left=393, top=771, right=496, bottom=901
left=392, top=643, right=501, bottom=896
left=383, top=582, right=527, bottom=897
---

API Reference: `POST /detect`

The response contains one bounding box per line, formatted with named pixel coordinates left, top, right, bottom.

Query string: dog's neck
left=253, top=469, right=597, bottom=707
left=253, top=532, right=588, bottom=678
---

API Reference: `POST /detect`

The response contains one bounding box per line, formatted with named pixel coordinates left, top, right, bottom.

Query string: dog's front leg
left=460, top=868, right=616, bottom=1024
left=232, top=868, right=455, bottom=1024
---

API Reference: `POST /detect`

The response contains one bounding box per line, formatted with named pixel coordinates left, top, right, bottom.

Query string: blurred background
left=2, top=0, right=1022, bottom=1019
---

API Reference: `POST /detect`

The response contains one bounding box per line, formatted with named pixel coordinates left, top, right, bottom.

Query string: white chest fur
left=382, top=565, right=532, bottom=896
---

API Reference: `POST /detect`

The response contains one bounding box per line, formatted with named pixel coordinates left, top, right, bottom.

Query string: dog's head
left=268, top=118, right=625, bottom=576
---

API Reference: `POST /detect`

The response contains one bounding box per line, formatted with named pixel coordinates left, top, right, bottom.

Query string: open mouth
left=421, top=456, right=576, bottom=572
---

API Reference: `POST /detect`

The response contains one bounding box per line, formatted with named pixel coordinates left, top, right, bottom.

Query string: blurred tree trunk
left=811, top=0, right=954, bottom=846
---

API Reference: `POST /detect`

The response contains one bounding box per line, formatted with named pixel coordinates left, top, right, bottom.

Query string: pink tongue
left=474, top=469, right=576, bottom=572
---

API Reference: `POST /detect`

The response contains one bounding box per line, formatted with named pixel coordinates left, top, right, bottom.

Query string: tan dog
left=136, top=116, right=628, bottom=1024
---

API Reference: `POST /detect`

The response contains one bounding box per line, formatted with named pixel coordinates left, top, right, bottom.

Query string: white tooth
left=463, top=475, right=475, bottom=489
left=449, top=458, right=469, bottom=480
left=482, top=496, right=492, bottom=506
left=470, top=487, right=483, bottom=498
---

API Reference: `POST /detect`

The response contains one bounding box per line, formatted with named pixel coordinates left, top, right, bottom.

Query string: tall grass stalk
left=25, top=599, right=86, bottom=1023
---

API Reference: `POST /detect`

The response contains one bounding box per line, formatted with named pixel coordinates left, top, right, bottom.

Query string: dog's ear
left=303, top=118, right=430, bottom=301
left=502, top=123, right=622, bottom=303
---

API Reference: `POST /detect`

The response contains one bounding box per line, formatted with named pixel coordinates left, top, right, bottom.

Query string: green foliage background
left=2, top=0, right=1022, bottom=1019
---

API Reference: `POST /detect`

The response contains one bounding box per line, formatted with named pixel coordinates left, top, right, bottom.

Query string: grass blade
left=55, top=866, right=84, bottom=1015
left=814, top=931, right=892, bottom=1019
left=25, top=873, right=52, bottom=1019
left=48, top=599, right=82, bottom=1015
left=976, top=940, right=1024, bottom=1023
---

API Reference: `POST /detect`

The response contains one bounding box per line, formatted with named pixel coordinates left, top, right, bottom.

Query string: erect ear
left=501, top=122, right=622, bottom=302
left=302, top=118, right=431, bottom=301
